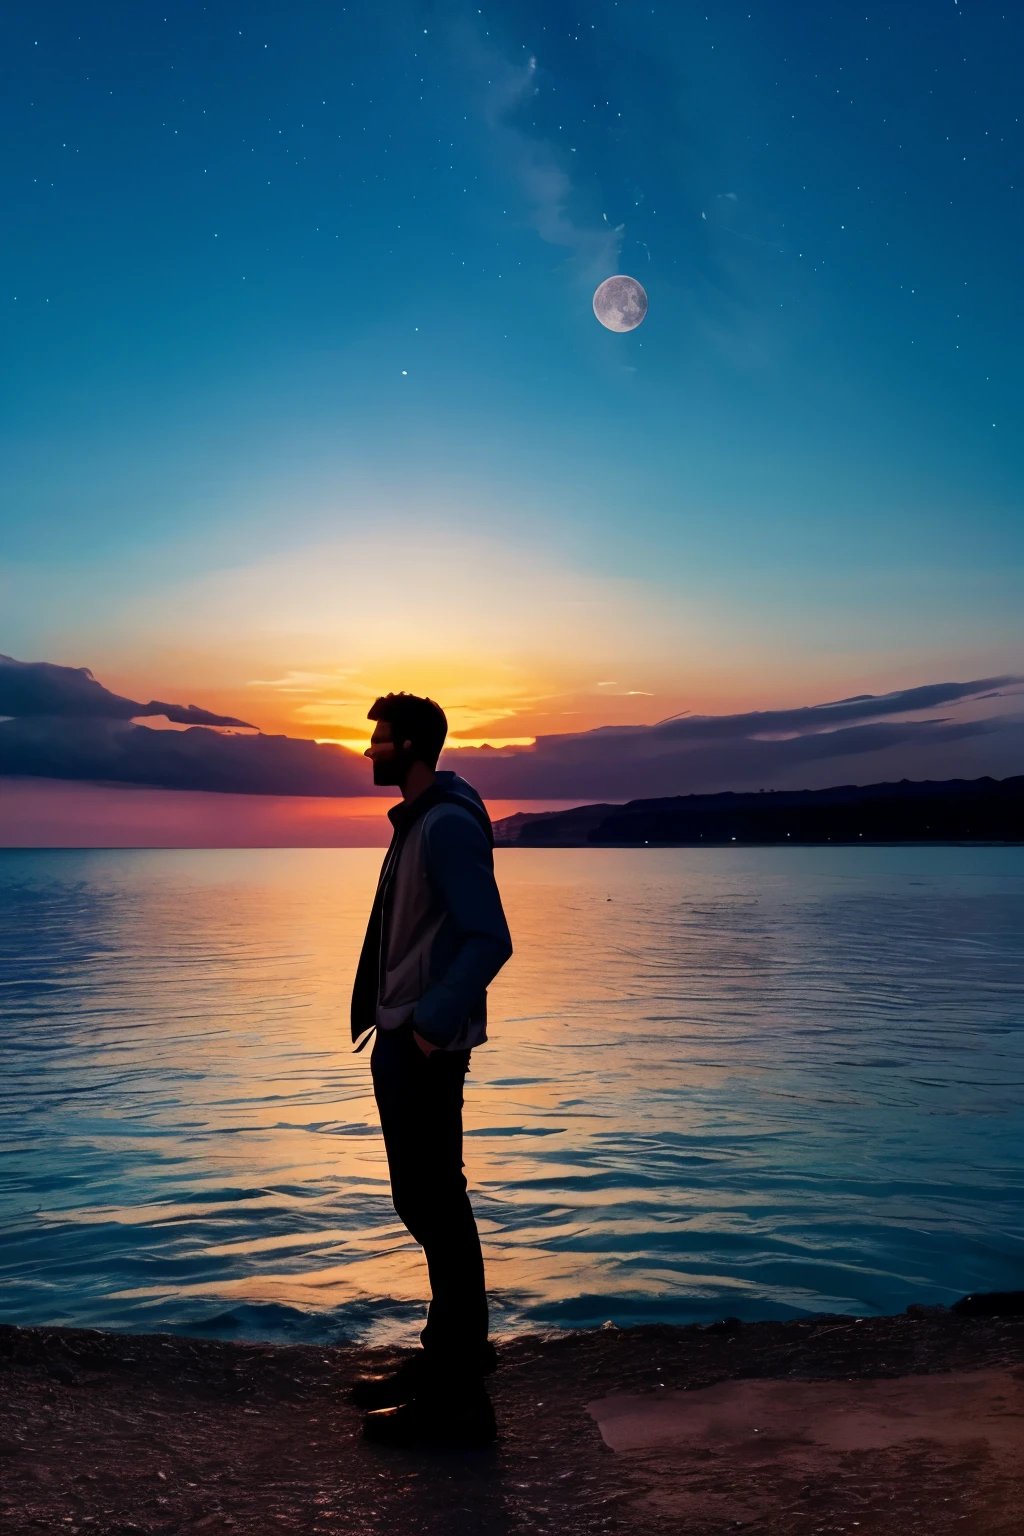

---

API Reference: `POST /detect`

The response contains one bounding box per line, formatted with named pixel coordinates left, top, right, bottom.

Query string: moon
left=593, top=274, right=648, bottom=332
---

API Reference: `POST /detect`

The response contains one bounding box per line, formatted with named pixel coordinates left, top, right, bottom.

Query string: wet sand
left=1, top=1311, right=1022, bottom=1535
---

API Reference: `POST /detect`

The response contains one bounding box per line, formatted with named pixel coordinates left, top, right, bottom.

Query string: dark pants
left=371, top=1024, right=496, bottom=1381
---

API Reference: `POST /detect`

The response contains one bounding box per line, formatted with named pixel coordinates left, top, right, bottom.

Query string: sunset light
left=2, top=0, right=1023, bottom=1518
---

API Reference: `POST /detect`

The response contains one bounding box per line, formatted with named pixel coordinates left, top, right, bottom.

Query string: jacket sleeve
left=412, top=808, right=513, bottom=1046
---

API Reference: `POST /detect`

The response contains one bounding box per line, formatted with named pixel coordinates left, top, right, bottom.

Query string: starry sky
left=2, top=0, right=1022, bottom=756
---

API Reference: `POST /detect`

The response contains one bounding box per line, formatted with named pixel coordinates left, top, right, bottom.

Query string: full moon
left=593, top=274, right=648, bottom=332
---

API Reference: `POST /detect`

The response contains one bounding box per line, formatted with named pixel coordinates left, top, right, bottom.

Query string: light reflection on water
left=1, top=846, right=1022, bottom=1346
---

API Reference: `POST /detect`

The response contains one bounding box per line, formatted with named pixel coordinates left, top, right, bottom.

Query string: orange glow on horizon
left=78, top=527, right=1009, bottom=752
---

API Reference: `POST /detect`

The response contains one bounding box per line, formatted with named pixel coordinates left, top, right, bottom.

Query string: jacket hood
left=386, top=770, right=493, bottom=844
left=433, top=770, right=486, bottom=814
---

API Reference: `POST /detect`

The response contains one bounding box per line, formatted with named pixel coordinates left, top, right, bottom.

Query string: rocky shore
left=1, top=1307, right=1022, bottom=1535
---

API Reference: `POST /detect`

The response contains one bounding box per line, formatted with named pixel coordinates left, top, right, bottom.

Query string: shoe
left=362, top=1389, right=497, bottom=1450
left=350, top=1352, right=431, bottom=1410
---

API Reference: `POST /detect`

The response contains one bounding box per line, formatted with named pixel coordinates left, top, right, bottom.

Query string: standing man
left=350, top=692, right=513, bottom=1449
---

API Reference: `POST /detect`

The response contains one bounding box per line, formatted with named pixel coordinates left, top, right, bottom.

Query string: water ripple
left=1, top=845, right=1023, bottom=1345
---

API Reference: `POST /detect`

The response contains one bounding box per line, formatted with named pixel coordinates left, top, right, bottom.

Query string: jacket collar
left=387, top=782, right=440, bottom=833
left=385, top=777, right=494, bottom=846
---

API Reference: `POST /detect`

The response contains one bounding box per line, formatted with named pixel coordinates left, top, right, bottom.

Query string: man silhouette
left=350, top=692, right=513, bottom=1449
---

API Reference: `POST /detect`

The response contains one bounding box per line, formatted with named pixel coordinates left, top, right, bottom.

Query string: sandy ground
left=1, top=1311, right=1022, bottom=1535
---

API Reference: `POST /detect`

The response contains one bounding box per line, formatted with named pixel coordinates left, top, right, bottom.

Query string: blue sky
left=2, top=0, right=1022, bottom=751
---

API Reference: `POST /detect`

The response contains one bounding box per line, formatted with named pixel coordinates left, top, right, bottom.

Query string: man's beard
left=372, top=749, right=413, bottom=788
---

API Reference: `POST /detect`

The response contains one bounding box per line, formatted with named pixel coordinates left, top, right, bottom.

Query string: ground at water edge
left=0, top=1312, right=1022, bottom=1535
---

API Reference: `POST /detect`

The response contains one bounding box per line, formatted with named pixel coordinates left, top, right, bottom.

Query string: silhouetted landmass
left=493, top=776, right=1024, bottom=846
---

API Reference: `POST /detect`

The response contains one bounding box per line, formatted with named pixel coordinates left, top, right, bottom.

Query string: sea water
left=1, top=845, right=1022, bottom=1345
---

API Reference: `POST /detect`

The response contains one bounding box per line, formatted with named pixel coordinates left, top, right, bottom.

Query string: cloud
left=0, top=715, right=374, bottom=796
left=441, top=678, right=1024, bottom=799
left=623, top=678, right=1020, bottom=745
left=0, top=652, right=375, bottom=798
left=471, top=36, right=622, bottom=282
left=0, top=653, right=254, bottom=729
left=246, top=670, right=358, bottom=694
left=2, top=656, right=1021, bottom=802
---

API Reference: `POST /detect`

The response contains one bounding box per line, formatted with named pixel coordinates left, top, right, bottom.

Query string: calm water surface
left=1, top=846, right=1023, bottom=1346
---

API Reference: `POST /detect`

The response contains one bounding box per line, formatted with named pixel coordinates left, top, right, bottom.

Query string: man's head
left=365, top=692, right=448, bottom=788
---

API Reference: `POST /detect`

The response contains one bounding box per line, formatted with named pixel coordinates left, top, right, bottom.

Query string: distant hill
left=492, top=776, right=1024, bottom=847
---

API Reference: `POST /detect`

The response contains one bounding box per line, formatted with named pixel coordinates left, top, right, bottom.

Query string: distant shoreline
left=4, top=840, right=1024, bottom=853
left=493, top=774, right=1024, bottom=847
left=498, top=839, right=1024, bottom=849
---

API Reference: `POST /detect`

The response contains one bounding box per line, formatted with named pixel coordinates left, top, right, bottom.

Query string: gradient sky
left=2, top=0, right=1022, bottom=750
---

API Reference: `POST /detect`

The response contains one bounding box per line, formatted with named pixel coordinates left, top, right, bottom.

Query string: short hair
left=368, top=692, right=448, bottom=768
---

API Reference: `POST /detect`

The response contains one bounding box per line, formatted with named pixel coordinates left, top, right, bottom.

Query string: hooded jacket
left=351, top=771, right=513, bottom=1052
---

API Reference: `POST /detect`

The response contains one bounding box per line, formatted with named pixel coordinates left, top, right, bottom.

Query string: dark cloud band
left=1, top=655, right=1019, bottom=800
left=0, top=654, right=254, bottom=729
